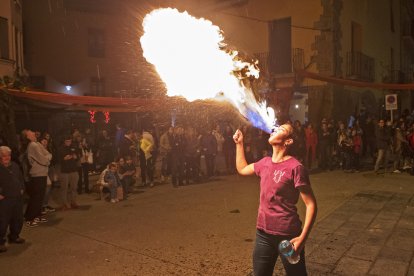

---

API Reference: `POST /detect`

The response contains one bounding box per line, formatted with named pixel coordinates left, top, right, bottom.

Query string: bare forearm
left=235, top=143, right=247, bottom=173
left=300, top=201, right=317, bottom=241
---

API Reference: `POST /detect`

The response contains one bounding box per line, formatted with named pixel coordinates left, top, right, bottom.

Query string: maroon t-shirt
left=254, top=156, right=310, bottom=236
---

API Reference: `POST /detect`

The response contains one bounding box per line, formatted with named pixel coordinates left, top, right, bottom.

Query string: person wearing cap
left=233, top=123, right=317, bottom=276
left=0, top=146, right=26, bottom=252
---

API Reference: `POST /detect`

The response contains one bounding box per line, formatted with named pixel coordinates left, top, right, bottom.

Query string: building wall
left=21, top=0, right=412, bottom=123
left=201, top=1, right=323, bottom=82
left=190, top=0, right=325, bottom=123
left=339, top=0, right=408, bottom=121
left=0, top=0, right=24, bottom=78
left=23, top=0, right=159, bottom=97
left=310, top=0, right=410, bottom=122
left=195, top=0, right=405, bottom=122
left=400, top=0, right=414, bottom=113
left=340, top=0, right=401, bottom=81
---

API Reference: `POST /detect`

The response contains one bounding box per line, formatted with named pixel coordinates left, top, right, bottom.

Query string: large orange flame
left=140, top=8, right=275, bottom=132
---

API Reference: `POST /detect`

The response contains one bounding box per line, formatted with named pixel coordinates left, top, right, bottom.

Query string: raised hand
left=233, top=129, right=244, bottom=144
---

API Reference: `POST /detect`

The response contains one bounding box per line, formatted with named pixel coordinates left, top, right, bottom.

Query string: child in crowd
left=104, top=162, right=123, bottom=203
left=118, top=156, right=136, bottom=200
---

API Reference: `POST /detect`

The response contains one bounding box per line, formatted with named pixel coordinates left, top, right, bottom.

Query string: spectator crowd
left=1, top=109, right=414, bottom=253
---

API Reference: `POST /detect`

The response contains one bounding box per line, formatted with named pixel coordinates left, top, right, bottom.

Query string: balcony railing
left=346, top=51, right=375, bottom=82
left=254, top=48, right=304, bottom=75
left=384, top=70, right=405, bottom=83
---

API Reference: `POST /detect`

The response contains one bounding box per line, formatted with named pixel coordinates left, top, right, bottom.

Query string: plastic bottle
left=278, top=240, right=300, bottom=264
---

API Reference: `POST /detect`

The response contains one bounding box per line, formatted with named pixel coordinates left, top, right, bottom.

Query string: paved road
left=1, top=170, right=413, bottom=275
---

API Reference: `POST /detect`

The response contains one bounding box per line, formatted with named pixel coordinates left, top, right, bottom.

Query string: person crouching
left=104, top=162, right=123, bottom=203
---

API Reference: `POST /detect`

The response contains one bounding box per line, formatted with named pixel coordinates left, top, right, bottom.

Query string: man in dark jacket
left=0, top=146, right=25, bottom=253
left=171, top=126, right=186, bottom=187
left=59, top=136, right=80, bottom=210
left=374, top=119, right=392, bottom=173
left=199, top=129, right=218, bottom=179
left=318, top=122, right=332, bottom=170
left=118, top=130, right=136, bottom=159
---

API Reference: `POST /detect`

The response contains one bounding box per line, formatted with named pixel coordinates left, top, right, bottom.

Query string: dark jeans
left=318, top=143, right=331, bottom=169
left=363, top=137, right=376, bottom=160
left=121, top=177, right=132, bottom=199
left=78, top=163, right=90, bottom=193
left=140, top=156, right=154, bottom=185
left=204, top=154, right=215, bottom=178
left=25, top=176, right=47, bottom=221
left=0, top=198, right=23, bottom=245
left=343, top=151, right=352, bottom=170
left=161, top=153, right=172, bottom=177
left=224, top=148, right=235, bottom=173
left=171, top=155, right=184, bottom=186
left=352, top=153, right=360, bottom=170
left=185, top=155, right=199, bottom=184
left=253, top=229, right=307, bottom=276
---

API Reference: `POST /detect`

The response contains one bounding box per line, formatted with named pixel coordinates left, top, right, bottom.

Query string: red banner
left=296, top=70, right=414, bottom=90
left=3, top=88, right=177, bottom=112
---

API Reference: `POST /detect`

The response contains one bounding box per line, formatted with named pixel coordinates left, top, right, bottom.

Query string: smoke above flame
left=140, top=8, right=275, bottom=133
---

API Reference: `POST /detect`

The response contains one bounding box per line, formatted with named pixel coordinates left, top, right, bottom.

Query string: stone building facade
left=21, top=0, right=414, bottom=127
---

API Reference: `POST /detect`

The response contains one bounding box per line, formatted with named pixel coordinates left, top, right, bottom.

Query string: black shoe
left=0, top=245, right=7, bottom=253
left=9, top=238, right=25, bottom=244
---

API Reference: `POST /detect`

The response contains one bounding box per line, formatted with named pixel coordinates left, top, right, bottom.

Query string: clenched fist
left=233, top=129, right=244, bottom=144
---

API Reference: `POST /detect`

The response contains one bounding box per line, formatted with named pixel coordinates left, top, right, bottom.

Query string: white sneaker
left=393, top=170, right=401, bottom=173
left=26, top=221, right=39, bottom=227
left=110, top=199, right=117, bottom=203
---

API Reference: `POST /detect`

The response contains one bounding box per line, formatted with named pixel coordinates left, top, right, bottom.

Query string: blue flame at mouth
left=245, top=109, right=273, bottom=134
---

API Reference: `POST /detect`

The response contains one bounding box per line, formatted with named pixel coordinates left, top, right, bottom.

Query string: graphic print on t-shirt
left=273, top=169, right=285, bottom=183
